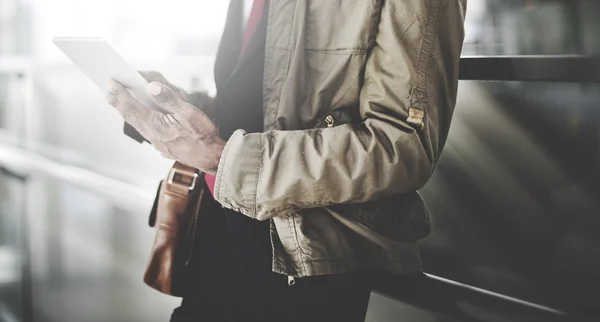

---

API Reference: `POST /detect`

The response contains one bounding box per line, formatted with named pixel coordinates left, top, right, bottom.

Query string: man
left=107, top=0, right=466, bottom=321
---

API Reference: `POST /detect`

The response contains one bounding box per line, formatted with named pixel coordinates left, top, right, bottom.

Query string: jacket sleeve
left=214, top=0, right=466, bottom=221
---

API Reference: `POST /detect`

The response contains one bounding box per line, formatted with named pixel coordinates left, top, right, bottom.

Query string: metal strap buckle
left=167, top=168, right=199, bottom=191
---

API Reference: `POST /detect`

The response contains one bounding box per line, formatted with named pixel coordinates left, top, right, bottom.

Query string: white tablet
left=53, top=37, right=168, bottom=113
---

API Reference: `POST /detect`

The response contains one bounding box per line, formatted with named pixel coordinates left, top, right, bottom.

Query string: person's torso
left=212, top=0, right=455, bottom=277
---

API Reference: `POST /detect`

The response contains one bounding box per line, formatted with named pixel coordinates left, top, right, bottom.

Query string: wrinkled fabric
left=215, top=0, right=467, bottom=277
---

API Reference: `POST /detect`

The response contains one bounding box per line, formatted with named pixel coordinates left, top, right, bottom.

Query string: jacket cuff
left=214, top=129, right=262, bottom=219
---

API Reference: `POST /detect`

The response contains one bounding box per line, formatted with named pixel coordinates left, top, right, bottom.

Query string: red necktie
left=241, top=0, right=267, bottom=55
left=205, top=0, right=267, bottom=199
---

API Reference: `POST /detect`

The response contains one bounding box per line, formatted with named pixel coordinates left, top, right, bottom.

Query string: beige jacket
left=213, top=0, right=467, bottom=277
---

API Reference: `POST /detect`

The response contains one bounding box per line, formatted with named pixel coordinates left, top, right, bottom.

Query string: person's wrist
left=202, top=137, right=226, bottom=176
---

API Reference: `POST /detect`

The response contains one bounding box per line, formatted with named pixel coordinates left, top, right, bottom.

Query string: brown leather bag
left=143, top=162, right=204, bottom=296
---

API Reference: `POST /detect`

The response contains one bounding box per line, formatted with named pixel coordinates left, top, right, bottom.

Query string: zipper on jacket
left=185, top=189, right=204, bottom=267
left=325, top=115, right=335, bottom=128
left=287, top=276, right=296, bottom=286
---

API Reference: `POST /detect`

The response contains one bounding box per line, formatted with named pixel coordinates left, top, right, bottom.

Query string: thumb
left=148, top=82, right=180, bottom=110
left=148, top=81, right=210, bottom=134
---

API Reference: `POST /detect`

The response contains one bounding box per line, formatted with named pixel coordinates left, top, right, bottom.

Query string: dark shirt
left=210, top=2, right=278, bottom=300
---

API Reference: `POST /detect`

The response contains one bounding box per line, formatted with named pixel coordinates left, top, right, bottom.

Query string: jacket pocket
left=305, top=0, right=379, bottom=53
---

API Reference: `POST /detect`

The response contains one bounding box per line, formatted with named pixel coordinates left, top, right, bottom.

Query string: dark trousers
left=170, top=270, right=374, bottom=322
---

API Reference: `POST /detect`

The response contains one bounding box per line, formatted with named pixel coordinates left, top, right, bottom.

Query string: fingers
left=148, top=82, right=216, bottom=136
left=107, top=80, right=196, bottom=149
left=109, top=80, right=159, bottom=134
left=106, top=93, right=119, bottom=107
left=162, top=113, right=178, bottom=125
left=155, top=114, right=183, bottom=139
left=148, top=82, right=198, bottom=118
left=140, top=71, right=188, bottom=101
left=148, top=82, right=181, bottom=108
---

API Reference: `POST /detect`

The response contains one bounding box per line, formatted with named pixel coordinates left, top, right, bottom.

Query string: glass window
left=0, top=172, right=27, bottom=322
left=420, top=80, right=600, bottom=314
left=24, top=177, right=179, bottom=322
left=0, top=0, right=233, bottom=184
left=0, top=0, right=33, bottom=55
left=2, top=2, right=230, bottom=320
left=463, top=0, right=600, bottom=56
left=0, top=74, right=27, bottom=138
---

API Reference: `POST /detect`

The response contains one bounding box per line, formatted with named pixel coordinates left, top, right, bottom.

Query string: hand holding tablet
left=53, top=36, right=225, bottom=172
left=53, top=37, right=169, bottom=113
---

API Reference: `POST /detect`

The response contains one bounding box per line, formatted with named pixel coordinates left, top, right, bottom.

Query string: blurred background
left=0, top=0, right=599, bottom=321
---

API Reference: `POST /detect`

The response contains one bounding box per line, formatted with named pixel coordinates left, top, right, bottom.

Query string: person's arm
left=214, top=0, right=467, bottom=221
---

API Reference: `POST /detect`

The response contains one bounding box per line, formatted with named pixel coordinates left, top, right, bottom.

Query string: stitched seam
left=291, top=253, right=420, bottom=264
left=271, top=0, right=300, bottom=131
left=410, top=0, right=447, bottom=113
left=214, top=129, right=240, bottom=204
left=287, top=214, right=307, bottom=276
left=282, top=199, right=338, bottom=209
left=368, top=0, right=384, bottom=50
left=296, top=255, right=359, bottom=263
left=262, top=2, right=275, bottom=130
left=305, top=49, right=367, bottom=56
left=306, top=47, right=368, bottom=54
left=261, top=206, right=295, bottom=218
left=307, top=46, right=368, bottom=51
left=252, top=134, right=264, bottom=219
left=289, top=213, right=310, bottom=257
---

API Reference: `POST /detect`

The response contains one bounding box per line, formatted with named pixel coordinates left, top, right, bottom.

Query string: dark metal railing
left=459, top=55, right=600, bottom=83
